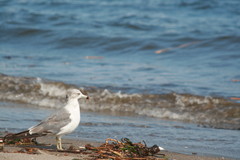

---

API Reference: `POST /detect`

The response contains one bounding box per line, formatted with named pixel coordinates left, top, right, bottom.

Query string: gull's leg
left=56, top=136, right=60, bottom=150
left=56, top=136, right=63, bottom=150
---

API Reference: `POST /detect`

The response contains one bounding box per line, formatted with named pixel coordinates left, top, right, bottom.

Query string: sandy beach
left=1, top=0, right=240, bottom=159
left=0, top=137, right=233, bottom=160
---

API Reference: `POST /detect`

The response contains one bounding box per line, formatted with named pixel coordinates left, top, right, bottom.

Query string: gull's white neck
left=65, top=98, right=80, bottom=111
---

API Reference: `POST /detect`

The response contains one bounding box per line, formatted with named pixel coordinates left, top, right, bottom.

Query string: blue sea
left=0, top=0, right=240, bottom=159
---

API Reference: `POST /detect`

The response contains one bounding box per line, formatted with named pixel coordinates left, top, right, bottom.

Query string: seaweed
left=84, top=138, right=166, bottom=160
left=2, top=134, right=167, bottom=160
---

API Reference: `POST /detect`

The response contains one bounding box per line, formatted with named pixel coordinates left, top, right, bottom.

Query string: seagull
left=5, top=88, right=89, bottom=150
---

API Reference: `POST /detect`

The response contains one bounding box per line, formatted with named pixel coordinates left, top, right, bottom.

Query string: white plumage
left=28, top=88, right=89, bottom=150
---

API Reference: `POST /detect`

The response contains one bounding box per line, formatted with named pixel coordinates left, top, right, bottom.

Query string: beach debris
left=84, top=138, right=166, bottom=160
left=155, top=41, right=199, bottom=54
left=0, top=138, right=4, bottom=151
left=85, top=56, right=104, bottom=60
left=2, top=134, right=166, bottom=159
left=230, top=97, right=240, bottom=100
left=231, top=79, right=240, bottom=82
left=18, top=147, right=41, bottom=154
left=155, top=48, right=170, bottom=54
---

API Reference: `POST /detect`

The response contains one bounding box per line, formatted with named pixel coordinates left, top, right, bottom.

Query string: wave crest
left=0, top=74, right=239, bottom=130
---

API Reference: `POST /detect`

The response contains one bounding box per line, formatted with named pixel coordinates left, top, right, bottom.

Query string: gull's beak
left=82, top=94, right=89, bottom=100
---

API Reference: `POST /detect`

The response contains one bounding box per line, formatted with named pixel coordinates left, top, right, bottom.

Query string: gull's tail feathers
left=3, top=130, right=48, bottom=142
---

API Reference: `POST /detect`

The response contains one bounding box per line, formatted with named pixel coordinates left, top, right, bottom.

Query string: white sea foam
left=0, top=74, right=239, bottom=129
left=39, top=82, right=67, bottom=98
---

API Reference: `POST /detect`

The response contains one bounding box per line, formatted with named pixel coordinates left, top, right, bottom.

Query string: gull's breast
left=57, top=108, right=80, bottom=136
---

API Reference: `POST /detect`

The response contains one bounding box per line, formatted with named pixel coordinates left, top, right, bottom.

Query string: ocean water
left=0, top=0, right=240, bottom=159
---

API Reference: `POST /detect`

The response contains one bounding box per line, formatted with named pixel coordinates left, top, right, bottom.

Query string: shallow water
left=0, top=0, right=240, bottom=98
left=1, top=102, right=239, bottom=159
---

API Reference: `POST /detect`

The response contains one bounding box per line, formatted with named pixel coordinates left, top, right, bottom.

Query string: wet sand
left=0, top=137, right=233, bottom=160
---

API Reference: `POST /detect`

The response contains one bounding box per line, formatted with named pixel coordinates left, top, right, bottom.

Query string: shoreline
left=0, top=137, right=234, bottom=160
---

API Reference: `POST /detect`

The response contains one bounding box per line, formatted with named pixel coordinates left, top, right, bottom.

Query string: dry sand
left=0, top=137, right=234, bottom=160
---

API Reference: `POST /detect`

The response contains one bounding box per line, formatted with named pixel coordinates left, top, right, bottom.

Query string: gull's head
left=66, top=89, right=89, bottom=100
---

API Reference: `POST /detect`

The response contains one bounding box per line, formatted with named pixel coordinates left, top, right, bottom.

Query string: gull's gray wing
left=29, top=108, right=71, bottom=135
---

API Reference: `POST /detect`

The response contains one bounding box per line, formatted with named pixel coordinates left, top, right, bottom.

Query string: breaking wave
left=0, top=74, right=239, bottom=130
